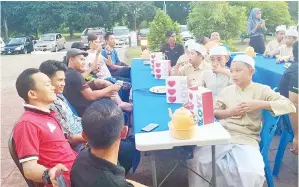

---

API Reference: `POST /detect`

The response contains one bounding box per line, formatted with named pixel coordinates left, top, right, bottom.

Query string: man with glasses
left=160, top=30, right=184, bottom=67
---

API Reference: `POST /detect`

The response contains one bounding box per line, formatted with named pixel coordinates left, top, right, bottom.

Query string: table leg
left=211, top=145, right=216, bottom=187
left=151, top=152, right=158, bottom=187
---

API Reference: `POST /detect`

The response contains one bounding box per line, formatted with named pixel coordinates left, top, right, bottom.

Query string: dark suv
left=2, top=36, right=34, bottom=55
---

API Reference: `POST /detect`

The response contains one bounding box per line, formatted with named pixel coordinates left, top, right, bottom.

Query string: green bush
left=187, top=2, right=247, bottom=41
left=147, top=9, right=182, bottom=52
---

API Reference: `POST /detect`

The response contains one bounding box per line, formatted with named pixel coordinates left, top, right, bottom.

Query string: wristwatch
left=42, top=168, right=52, bottom=184
left=107, top=52, right=111, bottom=55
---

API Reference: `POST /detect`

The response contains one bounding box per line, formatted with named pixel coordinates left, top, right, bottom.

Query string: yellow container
left=168, top=122, right=197, bottom=140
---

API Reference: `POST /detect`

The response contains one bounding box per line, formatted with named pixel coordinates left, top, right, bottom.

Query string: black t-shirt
left=63, top=68, right=92, bottom=117
left=160, top=43, right=184, bottom=67
left=71, top=149, right=134, bottom=187
left=279, top=62, right=298, bottom=97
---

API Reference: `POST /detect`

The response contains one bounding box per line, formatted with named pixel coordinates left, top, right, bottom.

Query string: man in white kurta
left=188, top=55, right=296, bottom=187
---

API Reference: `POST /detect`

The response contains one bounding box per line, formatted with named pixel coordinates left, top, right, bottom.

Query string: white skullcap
left=209, top=46, right=228, bottom=56
left=232, top=55, right=255, bottom=69
left=188, top=43, right=206, bottom=56
left=275, top=25, right=286, bottom=32
left=184, top=39, right=196, bottom=47
left=286, top=29, right=298, bottom=38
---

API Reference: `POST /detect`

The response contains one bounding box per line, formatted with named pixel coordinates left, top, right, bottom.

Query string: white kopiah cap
left=209, top=46, right=228, bottom=56
left=275, top=25, right=287, bottom=32
left=188, top=43, right=206, bottom=56
left=184, top=39, right=196, bottom=47
left=232, top=55, right=255, bottom=69
left=286, top=29, right=298, bottom=38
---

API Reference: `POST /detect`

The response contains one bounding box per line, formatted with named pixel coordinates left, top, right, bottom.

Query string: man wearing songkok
left=187, top=54, right=296, bottom=187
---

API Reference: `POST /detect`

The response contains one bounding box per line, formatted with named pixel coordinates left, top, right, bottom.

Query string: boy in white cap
left=175, top=39, right=196, bottom=68
left=264, top=25, right=286, bottom=57
left=188, top=54, right=296, bottom=187
left=201, top=46, right=232, bottom=96
left=172, top=42, right=212, bottom=87
left=273, top=29, right=298, bottom=62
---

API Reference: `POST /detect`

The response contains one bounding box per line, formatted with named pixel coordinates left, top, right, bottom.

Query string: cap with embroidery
left=275, top=25, right=287, bottom=32
left=188, top=43, right=206, bottom=56
left=232, top=55, right=255, bottom=69
left=184, top=39, right=196, bottom=47
left=209, top=46, right=228, bottom=56
left=286, top=29, right=298, bottom=38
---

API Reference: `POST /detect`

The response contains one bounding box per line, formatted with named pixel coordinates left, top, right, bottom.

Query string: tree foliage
left=147, top=9, right=182, bottom=52
left=187, top=2, right=247, bottom=41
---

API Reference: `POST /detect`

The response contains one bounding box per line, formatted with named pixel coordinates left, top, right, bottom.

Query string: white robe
left=187, top=144, right=265, bottom=187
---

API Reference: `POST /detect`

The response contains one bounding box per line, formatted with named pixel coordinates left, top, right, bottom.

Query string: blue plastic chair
left=273, top=115, right=294, bottom=177
left=260, top=110, right=281, bottom=187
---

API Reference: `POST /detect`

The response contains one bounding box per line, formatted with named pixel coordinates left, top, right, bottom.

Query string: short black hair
left=16, top=68, right=40, bottom=103
left=198, top=36, right=209, bottom=45
left=88, top=33, right=98, bottom=42
left=166, top=30, right=175, bottom=38
left=104, top=32, right=113, bottom=41
left=293, top=41, right=298, bottom=62
left=82, top=98, right=124, bottom=149
left=39, top=60, right=67, bottom=78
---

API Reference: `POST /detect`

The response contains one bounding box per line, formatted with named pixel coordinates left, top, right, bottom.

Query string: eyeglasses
left=171, top=35, right=176, bottom=37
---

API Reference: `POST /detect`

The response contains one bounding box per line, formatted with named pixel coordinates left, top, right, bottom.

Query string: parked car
left=80, top=27, right=105, bottom=48
left=34, top=33, right=65, bottom=52
left=113, top=26, right=131, bottom=48
left=0, top=37, right=5, bottom=53
left=138, top=28, right=149, bottom=46
left=179, top=25, right=195, bottom=42
left=2, top=36, right=34, bottom=54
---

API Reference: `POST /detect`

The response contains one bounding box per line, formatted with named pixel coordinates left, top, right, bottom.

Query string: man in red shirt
left=13, top=68, right=77, bottom=187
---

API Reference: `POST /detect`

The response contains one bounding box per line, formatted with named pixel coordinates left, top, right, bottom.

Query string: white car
left=113, top=26, right=131, bottom=48
left=0, top=37, right=5, bottom=52
left=180, top=25, right=195, bottom=42
left=34, top=33, right=66, bottom=52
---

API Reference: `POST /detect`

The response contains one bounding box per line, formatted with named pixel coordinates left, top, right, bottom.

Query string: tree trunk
left=69, top=24, right=74, bottom=38
left=3, top=17, right=8, bottom=41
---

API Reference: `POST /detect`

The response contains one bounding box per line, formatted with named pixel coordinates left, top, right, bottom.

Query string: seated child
left=201, top=46, right=232, bottom=97
left=187, top=54, right=296, bottom=187
left=273, top=29, right=298, bottom=63
left=264, top=25, right=286, bottom=57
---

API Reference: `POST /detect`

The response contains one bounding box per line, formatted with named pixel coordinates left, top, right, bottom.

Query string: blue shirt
left=102, top=48, right=120, bottom=65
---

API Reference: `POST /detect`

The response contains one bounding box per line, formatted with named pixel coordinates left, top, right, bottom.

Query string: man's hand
left=48, top=164, right=68, bottom=187
left=212, top=64, right=226, bottom=74
left=291, top=136, right=298, bottom=155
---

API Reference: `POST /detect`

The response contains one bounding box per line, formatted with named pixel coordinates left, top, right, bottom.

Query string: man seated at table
left=39, top=60, right=86, bottom=152
left=264, top=25, right=286, bottom=57
left=279, top=41, right=299, bottom=154
left=102, top=32, right=131, bottom=81
left=273, top=29, right=298, bottom=63
left=71, top=99, right=145, bottom=187
left=172, top=42, right=212, bottom=87
left=187, top=54, right=296, bottom=187
left=14, top=68, right=77, bottom=186
left=63, top=48, right=132, bottom=117
left=160, top=30, right=185, bottom=67
left=201, top=46, right=232, bottom=97
left=173, top=39, right=196, bottom=71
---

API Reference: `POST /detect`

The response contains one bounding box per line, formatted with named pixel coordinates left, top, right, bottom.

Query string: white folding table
left=135, top=122, right=231, bottom=187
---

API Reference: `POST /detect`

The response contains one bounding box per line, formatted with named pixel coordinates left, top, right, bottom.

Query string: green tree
left=187, top=2, right=247, bottom=40
left=230, top=1, right=295, bottom=33
left=287, top=1, right=298, bottom=23
left=147, top=9, right=182, bottom=52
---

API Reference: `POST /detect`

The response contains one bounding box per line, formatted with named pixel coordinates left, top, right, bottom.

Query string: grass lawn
left=62, top=32, right=81, bottom=41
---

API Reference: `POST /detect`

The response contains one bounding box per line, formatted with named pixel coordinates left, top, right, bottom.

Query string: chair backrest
left=8, top=132, right=44, bottom=187
left=260, top=110, right=281, bottom=153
